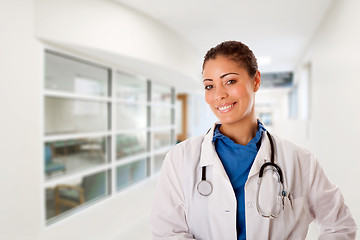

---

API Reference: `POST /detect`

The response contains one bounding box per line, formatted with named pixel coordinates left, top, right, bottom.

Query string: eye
left=225, top=80, right=236, bottom=85
left=204, top=85, right=213, bottom=90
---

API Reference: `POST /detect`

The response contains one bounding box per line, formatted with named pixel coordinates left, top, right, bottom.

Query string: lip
left=215, top=102, right=237, bottom=113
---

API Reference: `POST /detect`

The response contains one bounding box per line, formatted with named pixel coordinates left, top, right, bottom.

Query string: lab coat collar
left=199, top=122, right=219, bottom=167
left=199, top=121, right=274, bottom=180
left=199, top=121, right=231, bottom=181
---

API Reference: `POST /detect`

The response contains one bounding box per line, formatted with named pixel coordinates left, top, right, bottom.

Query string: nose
left=215, top=85, right=228, bottom=101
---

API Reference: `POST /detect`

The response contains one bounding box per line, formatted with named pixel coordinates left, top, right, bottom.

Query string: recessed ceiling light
left=257, top=56, right=272, bottom=66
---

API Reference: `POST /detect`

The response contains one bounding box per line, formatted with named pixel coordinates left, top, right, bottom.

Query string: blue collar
left=213, top=121, right=266, bottom=150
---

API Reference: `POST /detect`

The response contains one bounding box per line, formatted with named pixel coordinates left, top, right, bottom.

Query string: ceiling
left=114, top=0, right=333, bottom=73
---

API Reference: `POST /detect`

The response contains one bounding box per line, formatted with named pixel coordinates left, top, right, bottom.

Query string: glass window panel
left=45, top=52, right=108, bottom=96
left=116, top=132, right=146, bottom=159
left=116, top=159, right=147, bottom=190
left=153, top=131, right=171, bottom=150
left=152, top=84, right=172, bottom=104
left=115, top=72, right=147, bottom=101
left=116, top=103, right=147, bottom=129
left=45, top=170, right=109, bottom=221
left=152, top=107, right=172, bottom=127
left=44, top=137, right=108, bottom=180
left=154, top=153, right=167, bottom=173
left=45, top=97, right=108, bottom=135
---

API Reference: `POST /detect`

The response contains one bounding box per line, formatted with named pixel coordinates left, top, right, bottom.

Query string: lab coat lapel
left=199, top=123, right=230, bottom=181
left=248, top=131, right=272, bottom=179
left=199, top=122, right=274, bottom=181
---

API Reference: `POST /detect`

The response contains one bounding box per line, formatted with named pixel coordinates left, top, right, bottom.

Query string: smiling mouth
left=216, top=102, right=236, bottom=111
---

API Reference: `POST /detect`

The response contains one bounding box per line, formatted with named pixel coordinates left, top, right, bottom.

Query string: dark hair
left=202, top=41, right=258, bottom=77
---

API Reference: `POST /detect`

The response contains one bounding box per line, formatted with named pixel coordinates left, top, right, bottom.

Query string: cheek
left=204, top=92, right=213, bottom=104
left=231, top=84, right=249, bottom=98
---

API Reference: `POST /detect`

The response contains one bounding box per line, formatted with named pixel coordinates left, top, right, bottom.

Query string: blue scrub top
left=213, top=121, right=266, bottom=240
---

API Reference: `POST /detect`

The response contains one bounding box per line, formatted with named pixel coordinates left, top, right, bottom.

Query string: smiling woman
left=150, top=41, right=357, bottom=240
left=202, top=56, right=260, bottom=145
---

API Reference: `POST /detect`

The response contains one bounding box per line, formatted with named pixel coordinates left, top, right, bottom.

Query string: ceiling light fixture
left=257, top=56, right=272, bottom=66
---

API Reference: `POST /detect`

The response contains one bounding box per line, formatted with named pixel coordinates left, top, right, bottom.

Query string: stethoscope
left=197, top=131, right=286, bottom=218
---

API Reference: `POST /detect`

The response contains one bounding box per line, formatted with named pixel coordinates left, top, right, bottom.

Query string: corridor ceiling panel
left=113, top=0, right=333, bottom=73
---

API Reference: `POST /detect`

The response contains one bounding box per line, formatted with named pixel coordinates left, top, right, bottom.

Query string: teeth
left=218, top=103, right=234, bottom=111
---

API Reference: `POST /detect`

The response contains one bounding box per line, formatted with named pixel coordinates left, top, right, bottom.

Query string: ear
left=253, top=71, right=261, bottom=92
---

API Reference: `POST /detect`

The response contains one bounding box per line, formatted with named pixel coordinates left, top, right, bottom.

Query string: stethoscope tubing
left=197, top=130, right=286, bottom=218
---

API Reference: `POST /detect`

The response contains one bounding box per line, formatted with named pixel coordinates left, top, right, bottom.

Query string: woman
left=150, top=41, right=357, bottom=239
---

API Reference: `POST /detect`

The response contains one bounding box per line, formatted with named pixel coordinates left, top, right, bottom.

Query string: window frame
left=43, top=48, right=175, bottom=225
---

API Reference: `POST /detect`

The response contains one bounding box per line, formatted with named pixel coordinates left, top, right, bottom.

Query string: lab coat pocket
left=274, top=196, right=310, bottom=239
left=283, top=196, right=304, bottom=220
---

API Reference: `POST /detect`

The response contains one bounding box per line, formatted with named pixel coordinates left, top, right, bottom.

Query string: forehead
left=202, top=56, right=246, bottom=78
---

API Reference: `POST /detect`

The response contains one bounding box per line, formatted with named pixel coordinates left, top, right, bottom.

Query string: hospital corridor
left=0, top=0, right=359, bottom=239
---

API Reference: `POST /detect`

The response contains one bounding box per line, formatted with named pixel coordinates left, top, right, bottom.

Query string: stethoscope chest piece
left=197, top=180, right=213, bottom=196
left=198, top=165, right=213, bottom=196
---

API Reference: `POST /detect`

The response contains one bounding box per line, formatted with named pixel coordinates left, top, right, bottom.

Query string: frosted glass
left=116, top=103, right=147, bottom=129
left=116, top=160, right=147, bottom=190
left=115, top=71, right=147, bottom=101
left=45, top=97, right=108, bottom=135
left=45, top=52, right=108, bottom=96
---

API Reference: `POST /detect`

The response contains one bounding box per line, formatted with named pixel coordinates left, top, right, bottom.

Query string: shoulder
left=166, top=134, right=206, bottom=159
left=160, top=134, right=207, bottom=181
left=271, top=135, right=323, bottom=194
left=273, top=134, right=312, bottom=154
left=272, top=134, right=316, bottom=164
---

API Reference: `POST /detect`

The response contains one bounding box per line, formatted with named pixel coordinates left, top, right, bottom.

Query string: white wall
left=274, top=0, right=360, bottom=233
left=0, top=0, right=199, bottom=239
left=34, top=0, right=201, bottom=90
left=0, top=0, right=43, bottom=239
left=187, top=93, right=218, bottom=138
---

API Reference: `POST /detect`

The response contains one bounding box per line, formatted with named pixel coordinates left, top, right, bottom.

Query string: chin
left=216, top=112, right=252, bottom=125
left=217, top=117, right=243, bottom=125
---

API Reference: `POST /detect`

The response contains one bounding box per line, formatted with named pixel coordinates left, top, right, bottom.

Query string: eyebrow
left=203, top=72, right=239, bottom=82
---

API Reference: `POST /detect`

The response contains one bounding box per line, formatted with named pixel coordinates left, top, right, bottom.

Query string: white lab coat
left=150, top=123, right=357, bottom=239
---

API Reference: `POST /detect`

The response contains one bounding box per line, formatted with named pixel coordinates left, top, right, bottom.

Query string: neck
left=219, top=114, right=258, bottom=145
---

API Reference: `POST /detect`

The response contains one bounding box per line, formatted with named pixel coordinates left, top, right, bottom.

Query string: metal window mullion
left=115, top=154, right=150, bottom=168
left=147, top=80, right=153, bottom=176
left=110, top=68, right=117, bottom=195
left=44, top=131, right=111, bottom=142
left=44, top=90, right=111, bottom=103
left=41, top=48, right=47, bottom=226
left=44, top=164, right=111, bottom=188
